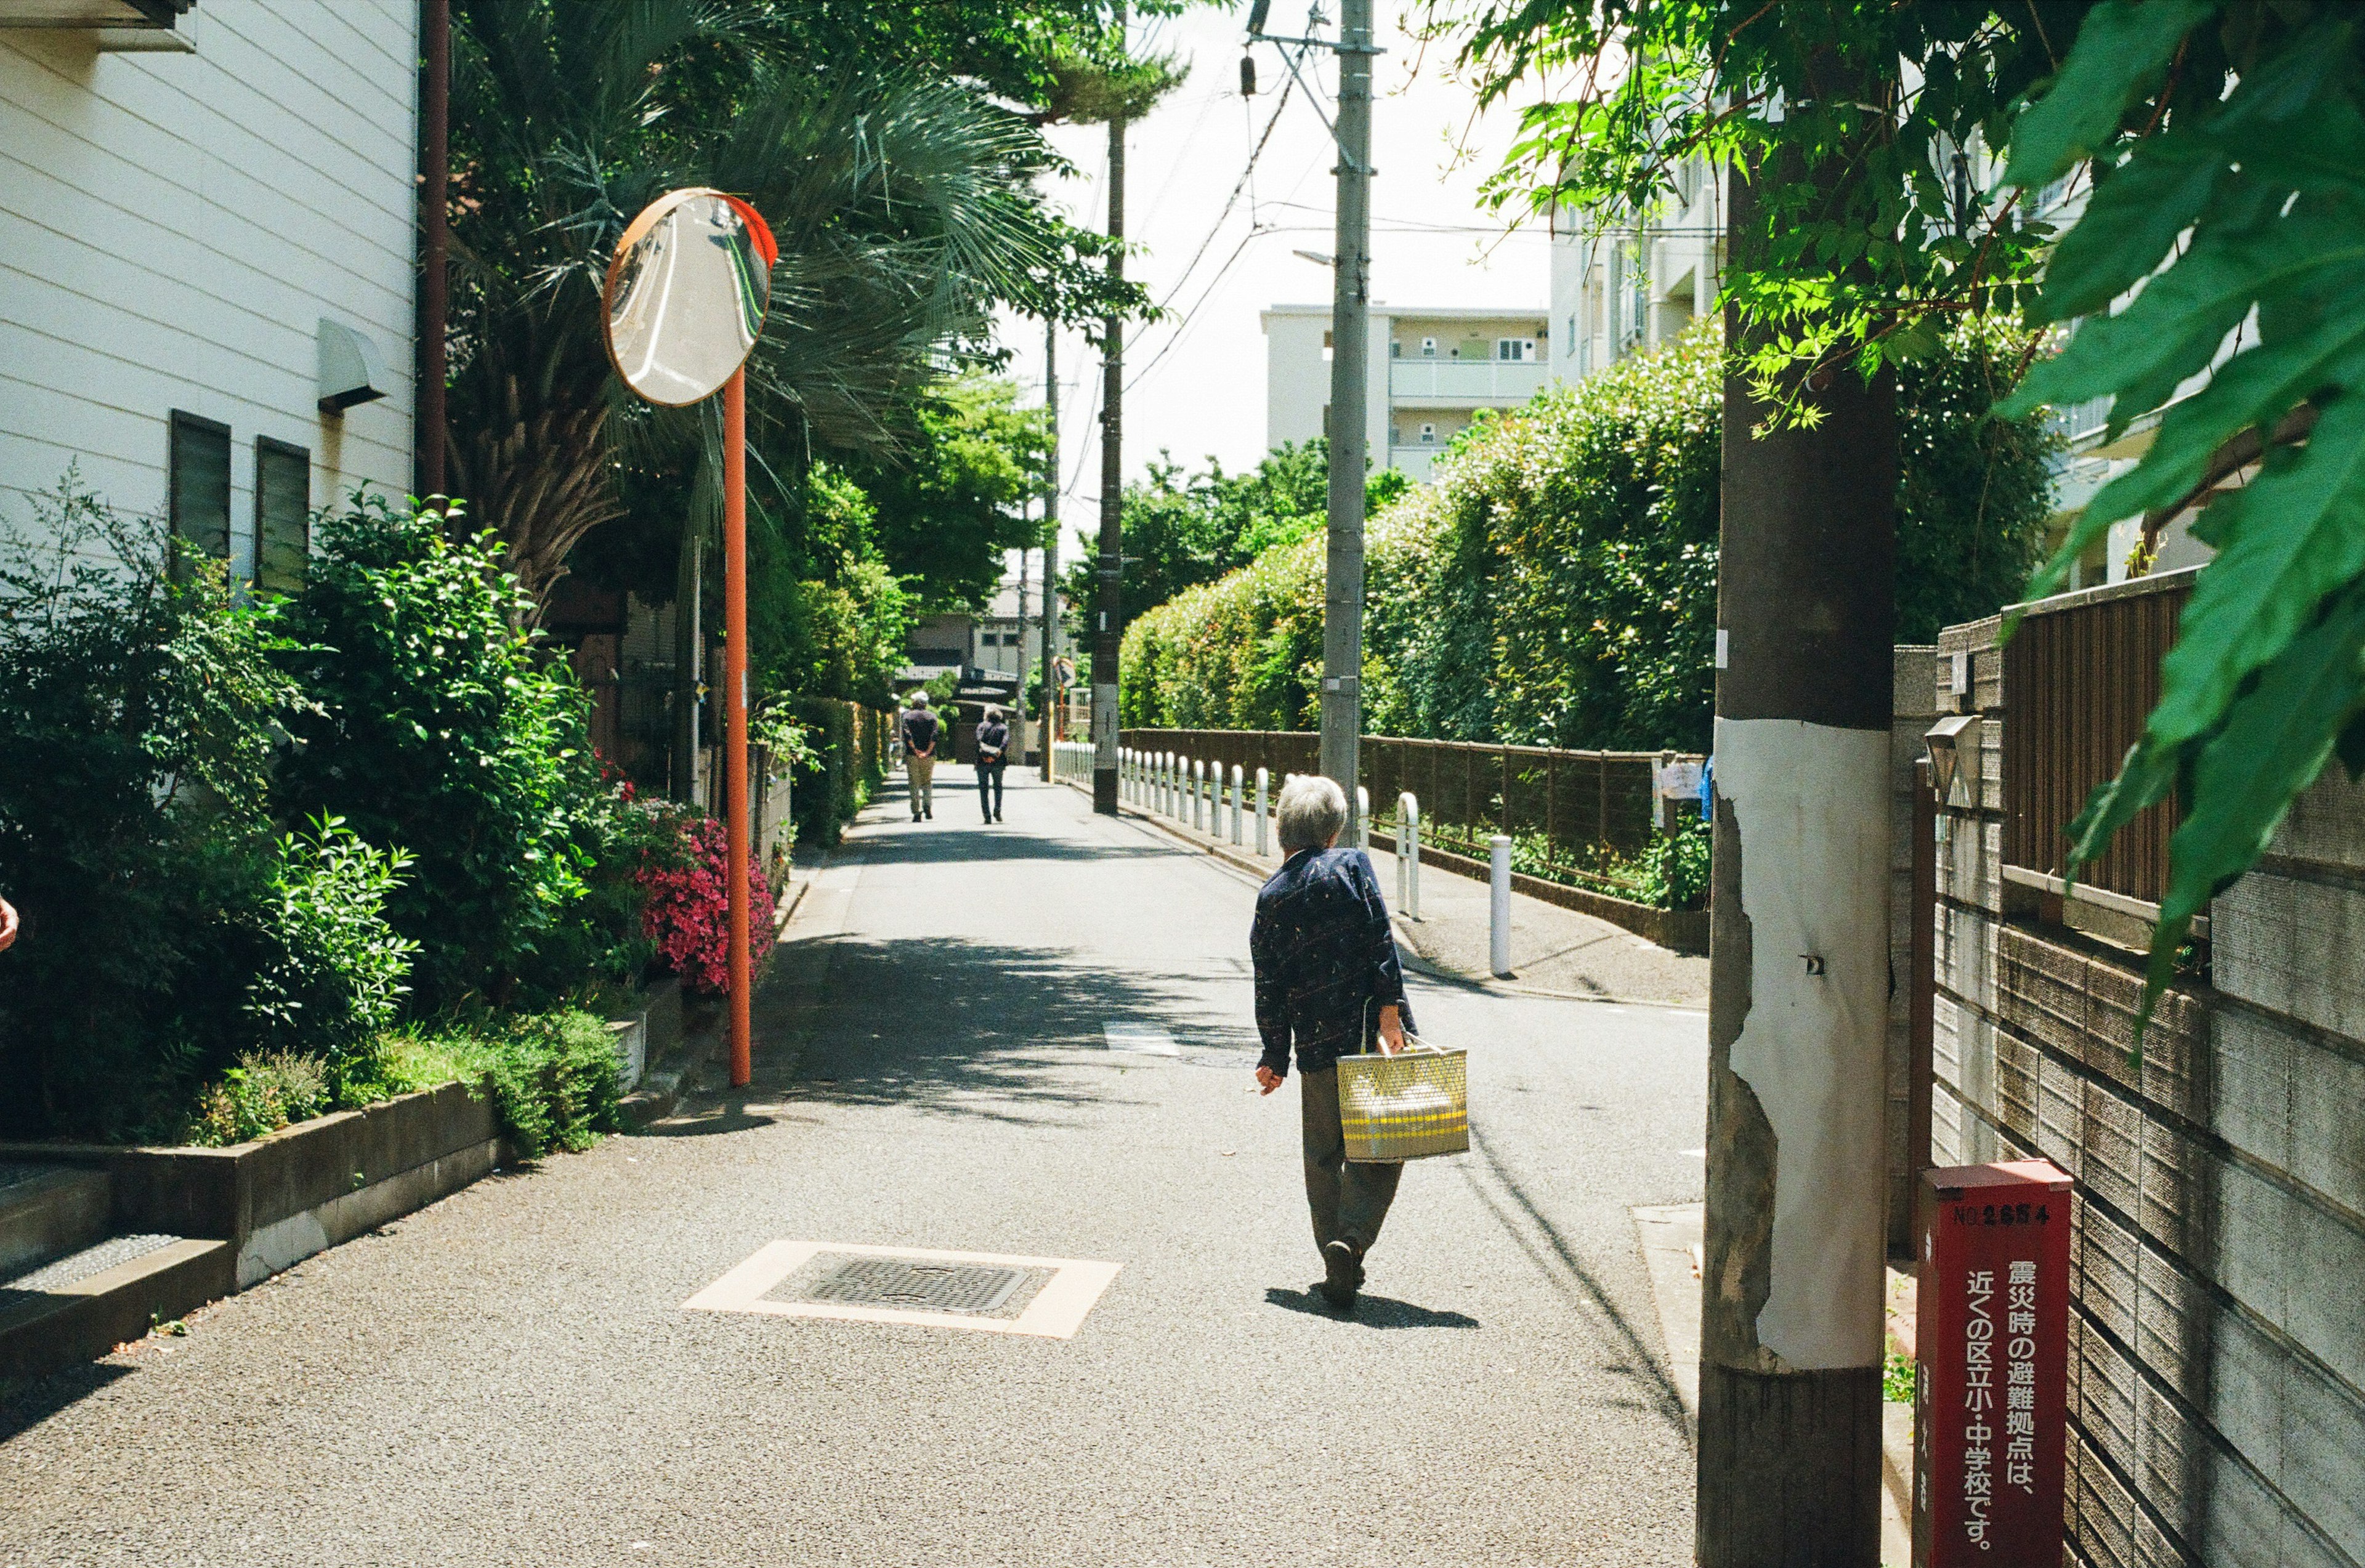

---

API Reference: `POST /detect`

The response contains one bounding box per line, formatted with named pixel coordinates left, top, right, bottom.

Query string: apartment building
left=1546, top=156, right=1724, bottom=386
left=1261, top=302, right=1551, bottom=483
left=0, top=0, right=420, bottom=576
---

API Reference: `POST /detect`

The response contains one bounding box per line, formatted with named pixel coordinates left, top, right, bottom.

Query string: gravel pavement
left=0, top=770, right=1708, bottom=1567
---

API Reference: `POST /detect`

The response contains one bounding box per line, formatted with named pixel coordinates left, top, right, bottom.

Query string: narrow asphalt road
left=1, top=771, right=1708, bottom=1567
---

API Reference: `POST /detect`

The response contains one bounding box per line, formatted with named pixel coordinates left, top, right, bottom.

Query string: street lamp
left=601, top=188, right=777, bottom=1090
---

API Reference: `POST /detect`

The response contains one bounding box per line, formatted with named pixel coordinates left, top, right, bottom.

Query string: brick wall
left=1930, top=613, right=2365, bottom=1568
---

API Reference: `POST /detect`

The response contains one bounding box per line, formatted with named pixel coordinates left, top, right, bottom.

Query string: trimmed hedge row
left=1121, top=320, right=2054, bottom=751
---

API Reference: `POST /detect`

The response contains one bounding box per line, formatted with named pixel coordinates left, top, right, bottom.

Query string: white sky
left=1000, top=3, right=1551, bottom=559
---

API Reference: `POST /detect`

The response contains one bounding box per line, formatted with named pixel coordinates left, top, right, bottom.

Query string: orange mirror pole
left=724, top=367, right=752, bottom=1089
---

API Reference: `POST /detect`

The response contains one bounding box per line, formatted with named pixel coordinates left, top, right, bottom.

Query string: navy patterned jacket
left=1250, top=846, right=1415, bottom=1078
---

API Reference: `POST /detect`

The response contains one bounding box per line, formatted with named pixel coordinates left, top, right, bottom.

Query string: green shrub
left=243, top=816, right=418, bottom=1095
left=0, top=476, right=307, bottom=1139
left=279, top=495, right=608, bottom=1008
left=185, top=1051, right=331, bottom=1147
left=384, top=1009, right=623, bottom=1158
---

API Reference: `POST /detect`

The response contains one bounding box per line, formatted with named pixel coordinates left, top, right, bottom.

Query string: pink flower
left=634, top=814, right=775, bottom=994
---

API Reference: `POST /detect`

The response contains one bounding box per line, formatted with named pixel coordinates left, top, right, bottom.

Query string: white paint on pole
left=1712, top=716, right=1891, bottom=1371
left=1093, top=683, right=1118, bottom=767
left=1355, top=786, right=1370, bottom=852
left=1489, top=835, right=1513, bottom=977
left=1255, top=767, right=1269, bottom=856
left=1230, top=765, right=1243, bottom=844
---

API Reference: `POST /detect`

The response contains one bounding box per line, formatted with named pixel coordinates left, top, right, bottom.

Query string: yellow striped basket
left=1336, top=1041, right=1468, bottom=1162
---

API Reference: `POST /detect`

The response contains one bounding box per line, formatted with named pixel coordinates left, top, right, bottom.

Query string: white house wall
left=0, top=1, right=418, bottom=571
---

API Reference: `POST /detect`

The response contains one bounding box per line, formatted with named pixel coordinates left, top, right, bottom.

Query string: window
left=1418, top=422, right=1437, bottom=445
left=254, top=437, right=310, bottom=597
left=1420, top=337, right=1436, bottom=358
left=1495, top=338, right=1537, bottom=362
left=168, top=411, right=231, bottom=568
left=1389, top=341, right=1401, bottom=358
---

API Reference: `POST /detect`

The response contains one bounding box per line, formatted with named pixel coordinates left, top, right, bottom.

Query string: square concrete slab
left=683, top=1241, right=1122, bottom=1338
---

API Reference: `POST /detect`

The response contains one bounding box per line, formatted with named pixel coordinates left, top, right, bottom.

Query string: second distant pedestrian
left=900, top=692, right=939, bottom=822
left=975, top=705, right=1010, bottom=823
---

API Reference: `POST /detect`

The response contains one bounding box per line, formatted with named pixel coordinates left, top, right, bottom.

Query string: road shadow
left=842, top=825, right=1181, bottom=865
left=743, top=932, right=1252, bottom=1130
left=1461, top=1126, right=1691, bottom=1434
left=1264, top=1285, right=1481, bottom=1329
left=0, top=1358, right=134, bottom=1442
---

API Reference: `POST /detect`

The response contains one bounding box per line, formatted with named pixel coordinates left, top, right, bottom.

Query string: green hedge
left=792, top=697, right=891, bottom=844
left=1122, top=320, right=2055, bottom=751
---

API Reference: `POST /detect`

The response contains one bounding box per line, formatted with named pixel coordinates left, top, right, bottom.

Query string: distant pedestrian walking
left=900, top=693, right=939, bottom=822
left=1250, top=774, right=1415, bottom=1313
left=974, top=706, right=1010, bottom=822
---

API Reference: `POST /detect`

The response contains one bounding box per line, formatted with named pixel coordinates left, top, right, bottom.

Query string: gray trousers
left=1299, top=1064, right=1401, bottom=1255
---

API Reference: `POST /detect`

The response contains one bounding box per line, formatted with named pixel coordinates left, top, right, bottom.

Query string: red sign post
left=1915, top=1159, right=2073, bottom=1566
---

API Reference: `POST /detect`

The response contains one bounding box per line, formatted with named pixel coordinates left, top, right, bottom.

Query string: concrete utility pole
left=1091, top=15, right=1126, bottom=817
left=1041, top=321, right=1061, bottom=782
left=1316, top=0, right=1374, bottom=822
left=1696, top=163, right=1896, bottom=1567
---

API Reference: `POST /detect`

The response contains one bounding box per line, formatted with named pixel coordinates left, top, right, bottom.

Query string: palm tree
left=445, top=0, right=1128, bottom=613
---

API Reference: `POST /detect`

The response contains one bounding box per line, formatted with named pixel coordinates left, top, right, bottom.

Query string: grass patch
left=381, top=1009, right=624, bottom=1158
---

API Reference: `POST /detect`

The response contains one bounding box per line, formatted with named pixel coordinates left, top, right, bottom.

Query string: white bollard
left=1356, top=786, right=1371, bottom=853
left=1160, top=753, right=1171, bottom=815
left=1255, top=767, right=1269, bottom=856
left=1229, top=764, right=1243, bottom=845
left=1489, top=834, right=1513, bottom=977
left=1195, top=760, right=1209, bottom=833
left=1398, top=791, right=1421, bottom=920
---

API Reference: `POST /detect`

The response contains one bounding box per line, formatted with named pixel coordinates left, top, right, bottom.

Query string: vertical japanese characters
left=1963, top=1267, right=1995, bottom=1549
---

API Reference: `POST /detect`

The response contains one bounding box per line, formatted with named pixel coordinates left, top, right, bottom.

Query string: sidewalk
left=1098, top=782, right=1710, bottom=1008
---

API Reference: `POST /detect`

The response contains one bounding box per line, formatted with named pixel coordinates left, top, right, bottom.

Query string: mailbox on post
left=1915, top=1158, right=2073, bottom=1567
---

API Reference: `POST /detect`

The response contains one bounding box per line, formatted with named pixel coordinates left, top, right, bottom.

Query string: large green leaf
left=2069, top=310, right=2365, bottom=530
left=2002, top=0, right=2217, bottom=189
left=2039, top=142, right=2220, bottom=323
left=2146, top=394, right=2365, bottom=747
left=2136, top=579, right=2365, bottom=1027
left=2005, top=210, right=2365, bottom=414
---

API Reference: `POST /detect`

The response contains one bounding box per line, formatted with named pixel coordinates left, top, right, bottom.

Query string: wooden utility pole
left=1696, top=161, right=1896, bottom=1567
left=1090, top=13, right=1126, bottom=817
left=1316, top=0, right=1374, bottom=820
left=1041, top=321, right=1061, bottom=782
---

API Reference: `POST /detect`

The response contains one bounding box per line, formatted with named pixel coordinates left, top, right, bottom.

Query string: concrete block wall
left=1929, top=614, right=2365, bottom=1568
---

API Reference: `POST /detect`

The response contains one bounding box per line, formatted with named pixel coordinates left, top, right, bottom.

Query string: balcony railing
left=1389, top=359, right=1546, bottom=402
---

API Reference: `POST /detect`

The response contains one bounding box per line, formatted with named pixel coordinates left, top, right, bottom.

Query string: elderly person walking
left=899, top=692, right=940, bottom=822
left=1251, top=774, right=1415, bottom=1312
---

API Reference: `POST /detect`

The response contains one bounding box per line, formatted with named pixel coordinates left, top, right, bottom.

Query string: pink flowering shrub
left=634, top=812, right=775, bottom=995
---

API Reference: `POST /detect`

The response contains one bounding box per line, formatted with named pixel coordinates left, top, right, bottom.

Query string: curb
left=621, top=849, right=828, bottom=1128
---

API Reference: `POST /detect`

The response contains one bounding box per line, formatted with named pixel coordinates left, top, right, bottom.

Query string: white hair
left=1276, top=773, right=1348, bottom=852
left=909, top=691, right=930, bottom=708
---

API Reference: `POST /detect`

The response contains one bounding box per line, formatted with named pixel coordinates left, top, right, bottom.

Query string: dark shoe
left=924, top=807, right=932, bottom=820
left=1318, top=1239, right=1362, bottom=1310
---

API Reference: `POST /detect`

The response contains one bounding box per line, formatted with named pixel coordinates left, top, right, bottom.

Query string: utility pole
left=1041, top=321, right=1061, bottom=782
left=1014, top=506, right=1030, bottom=753
left=1091, top=9, right=1126, bottom=817
left=1696, top=160, right=1894, bottom=1568
left=1316, top=0, right=1373, bottom=822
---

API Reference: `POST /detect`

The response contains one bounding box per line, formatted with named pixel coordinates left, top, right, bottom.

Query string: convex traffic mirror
left=601, top=188, right=776, bottom=406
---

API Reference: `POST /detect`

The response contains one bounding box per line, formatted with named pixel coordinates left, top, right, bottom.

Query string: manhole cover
left=806, top=1258, right=1025, bottom=1314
